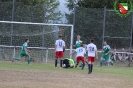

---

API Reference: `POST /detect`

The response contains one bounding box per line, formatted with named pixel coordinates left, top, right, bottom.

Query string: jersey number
left=79, top=49, right=83, bottom=52
left=89, top=47, right=94, bottom=51
left=59, top=42, right=62, bottom=47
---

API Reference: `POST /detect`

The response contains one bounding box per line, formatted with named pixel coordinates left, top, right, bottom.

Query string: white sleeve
left=24, top=43, right=27, bottom=47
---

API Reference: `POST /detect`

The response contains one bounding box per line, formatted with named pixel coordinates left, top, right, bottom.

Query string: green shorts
left=101, top=53, right=110, bottom=61
left=20, top=51, right=29, bottom=57
left=85, top=53, right=88, bottom=59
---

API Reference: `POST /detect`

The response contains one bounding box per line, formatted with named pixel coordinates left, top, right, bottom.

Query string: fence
left=72, top=6, right=133, bottom=50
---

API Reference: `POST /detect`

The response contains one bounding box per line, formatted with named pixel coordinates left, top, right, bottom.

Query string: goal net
left=0, top=21, right=74, bottom=63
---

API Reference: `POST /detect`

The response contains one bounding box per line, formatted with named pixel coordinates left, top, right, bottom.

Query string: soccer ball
left=63, top=64, right=66, bottom=68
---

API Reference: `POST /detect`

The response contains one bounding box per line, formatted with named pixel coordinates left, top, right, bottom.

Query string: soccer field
left=0, top=61, right=133, bottom=88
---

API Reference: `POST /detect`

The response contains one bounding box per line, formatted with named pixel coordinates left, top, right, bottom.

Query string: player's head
left=58, top=34, right=62, bottom=39
left=104, top=41, right=107, bottom=45
left=25, top=38, right=29, bottom=43
left=77, top=35, right=81, bottom=40
left=90, top=39, right=94, bottom=43
left=114, top=49, right=116, bottom=52
left=81, top=42, right=85, bottom=47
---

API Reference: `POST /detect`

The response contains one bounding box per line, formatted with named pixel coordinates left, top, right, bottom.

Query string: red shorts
left=88, top=57, right=95, bottom=62
left=55, top=51, right=64, bottom=59
left=76, top=56, right=85, bottom=63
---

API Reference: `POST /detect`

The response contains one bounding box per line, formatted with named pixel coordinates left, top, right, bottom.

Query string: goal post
left=0, top=21, right=74, bottom=62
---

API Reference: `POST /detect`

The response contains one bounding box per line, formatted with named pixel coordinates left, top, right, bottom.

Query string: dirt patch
left=0, top=68, right=132, bottom=88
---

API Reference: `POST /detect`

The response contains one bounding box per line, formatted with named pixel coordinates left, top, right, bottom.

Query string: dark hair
left=81, top=41, right=85, bottom=47
left=25, top=38, right=29, bottom=42
left=82, top=41, right=85, bottom=44
left=90, top=39, right=94, bottom=43
left=59, top=34, right=62, bottom=38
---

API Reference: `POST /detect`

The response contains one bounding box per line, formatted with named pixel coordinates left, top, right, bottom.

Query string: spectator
left=118, top=48, right=128, bottom=61
left=110, top=49, right=117, bottom=62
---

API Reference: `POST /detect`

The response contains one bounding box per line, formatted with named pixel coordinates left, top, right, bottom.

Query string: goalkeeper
left=63, top=58, right=75, bottom=68
left=12, top=39, right=31, bottom=65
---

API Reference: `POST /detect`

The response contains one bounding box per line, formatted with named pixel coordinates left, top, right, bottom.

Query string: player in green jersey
left=73, top=35, right=82, bottom=48
left=100, top=41, right=111, bottom=67
left=12, top=39, right=31, bottom=65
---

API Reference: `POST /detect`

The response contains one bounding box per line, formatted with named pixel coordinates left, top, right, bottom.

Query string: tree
left=66, top=0, right=130, bottom=9
left=0, top=0, right=62, bottom=23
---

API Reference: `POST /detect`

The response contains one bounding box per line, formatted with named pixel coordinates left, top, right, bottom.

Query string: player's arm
left=106, top=50, right=110, bottom=54
left=24, top=48, right=30, bottom=54
left=69, top=49, right=76, bottom=56
left=63, top=41, right=66, bottom=52
left=105, top=46, right=111, bottom=55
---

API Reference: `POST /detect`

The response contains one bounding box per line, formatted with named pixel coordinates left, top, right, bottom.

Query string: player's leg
left=105, top=55, right=110, bottom=66
left=59, top=51, right=64, bottom=68
left=100, top=58, right=103, bottom=67
left=55, top=51, right=58, bottom=67
left=118, top=54, right=122, bottom=61
left=90, top=57, right=95, bottom=73
left=88, top=57, right=92, bottom=74
left=75, top=57, right=80, bottom=68
left=81, top=57, right=85, bottom=70
left=100, top=53, right=105, bottom=67
left=74, top=52, right=77, bottom=64
left=25, top=53, right=31, bottom=65
left=12, top=52, right=23, bottom=62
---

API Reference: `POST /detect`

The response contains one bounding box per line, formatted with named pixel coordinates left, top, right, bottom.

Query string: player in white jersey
left=55, top=34, right=65, bottom=68
left=70, top=42, right=86, bottom=70
left=87, top=39, right=98, bottom=74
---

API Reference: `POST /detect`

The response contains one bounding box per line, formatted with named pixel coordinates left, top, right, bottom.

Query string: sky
left=57, top=0, right=70, bottom=23
left=58, top=0, right=69, bottom=13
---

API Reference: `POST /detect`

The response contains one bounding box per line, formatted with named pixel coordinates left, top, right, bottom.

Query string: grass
left=0, top=61, right=133, bottom=75
left=0, top=61, right=133, bottom=88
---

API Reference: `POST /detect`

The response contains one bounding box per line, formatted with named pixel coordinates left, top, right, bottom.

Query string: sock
left=100, top=61, right=103, bottom=67
left=75, top=63, right=78, bottom=68
left=82, top=63, right=85, bottom=70
left=79, top=63, right=82, bottom=67
left=28, top=58, right=30, bottom=65
left=88, top=64, right=91, bottom=73
left=91, top=64, right=93, bottom=72
left=55, top=59, right=57, bottom=67
left=74, top=60, right=76, bottom=64
left=60, top=60, right=63, bottom=67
